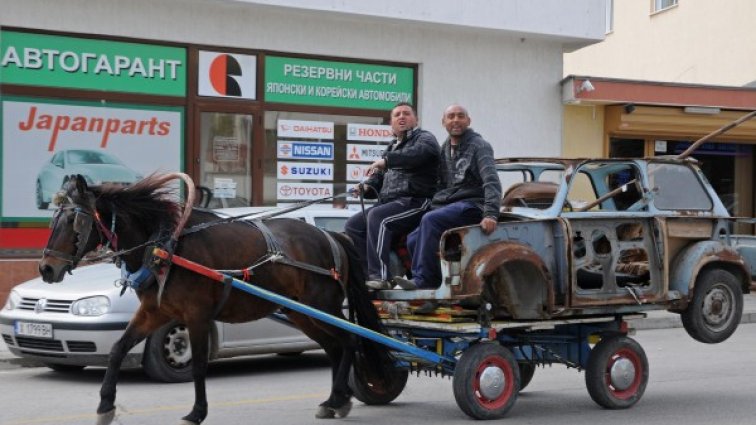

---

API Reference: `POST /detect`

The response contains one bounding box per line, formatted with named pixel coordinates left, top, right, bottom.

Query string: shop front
left=0, top=28, right=415, bottom=296
left=562, top=76, right=756, bottom=234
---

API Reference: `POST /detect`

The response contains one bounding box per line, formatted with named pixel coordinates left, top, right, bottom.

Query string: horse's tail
left=329, top=232, right=395, bottom=371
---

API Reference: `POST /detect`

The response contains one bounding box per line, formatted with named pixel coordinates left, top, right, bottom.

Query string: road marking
left=3, top=392, right=328, bottom=425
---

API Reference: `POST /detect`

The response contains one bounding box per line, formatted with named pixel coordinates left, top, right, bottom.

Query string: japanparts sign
left=198, top=51, right=256, bottom=99
left=347, top=123, right=393, bottom=142
left=277, top=161, right=334, bottom=181
left=1, top=97, right=183, bottom=220
left=265, top=56, right=414, bottom=109
left=277, top=182, right=333, bottom=201
left=0, top=30, right=186, bottom=96
left=277, top=141, right=334, bottom=160
left=346, top=144, right=387, bottom=162
left=277, top=119, right=334, bottom=139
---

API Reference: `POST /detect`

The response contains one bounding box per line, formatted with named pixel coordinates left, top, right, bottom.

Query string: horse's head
left=39, top=174, right=108, bottom=283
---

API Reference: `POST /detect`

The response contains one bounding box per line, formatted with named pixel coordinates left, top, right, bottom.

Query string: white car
left=0, top=207, right=355, bottom=382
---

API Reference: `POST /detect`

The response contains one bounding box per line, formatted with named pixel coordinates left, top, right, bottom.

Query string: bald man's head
left=442, top=104, right=471, bottom=139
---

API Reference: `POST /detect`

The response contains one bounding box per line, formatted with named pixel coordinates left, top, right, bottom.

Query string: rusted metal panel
left=669, top=240, right=750, bottom=297
left=667, top=219, right=714, bottom=238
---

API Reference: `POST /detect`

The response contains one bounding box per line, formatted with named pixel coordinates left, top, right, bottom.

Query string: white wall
left=237, top=0, right=606, bottom=43
left=1, top=0, right=604, bottom=156
left=565, top=0, right=756, bottom=87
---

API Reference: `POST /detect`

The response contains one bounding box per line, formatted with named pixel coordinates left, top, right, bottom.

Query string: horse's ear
left=74, top=174, right=89, bottom=194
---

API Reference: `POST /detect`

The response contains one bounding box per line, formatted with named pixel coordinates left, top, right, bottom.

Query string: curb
left=628, top=310, right=756, bottom=331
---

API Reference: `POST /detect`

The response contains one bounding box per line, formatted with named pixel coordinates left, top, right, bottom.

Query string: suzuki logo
left=35, top=298, right=47, bottom=314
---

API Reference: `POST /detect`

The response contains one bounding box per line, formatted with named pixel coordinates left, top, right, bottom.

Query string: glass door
left=199, top=112, right=254, bottom=208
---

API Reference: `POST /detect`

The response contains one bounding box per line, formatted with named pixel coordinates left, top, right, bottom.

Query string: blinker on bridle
left=44, top=197, right=119, bottom=268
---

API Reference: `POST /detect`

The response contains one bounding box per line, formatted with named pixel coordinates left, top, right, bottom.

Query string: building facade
left=0, top=0, right=605, bottom=300
left=562, top=1, right=756, bottom=232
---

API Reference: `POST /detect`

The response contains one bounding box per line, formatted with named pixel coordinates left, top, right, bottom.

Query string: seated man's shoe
left=366, top=279, right=393, bottom=290
left=393, top=276, right=418, bottom=290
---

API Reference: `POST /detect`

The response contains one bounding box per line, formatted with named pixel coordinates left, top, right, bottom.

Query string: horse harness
left=115, top=214, right=346, bottom=318
left=48, top=195, right=347, bottom=318
left=44, top=199, right=118, bottom=268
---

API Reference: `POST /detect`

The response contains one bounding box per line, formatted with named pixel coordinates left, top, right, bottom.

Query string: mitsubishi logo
left=35, top=298, right=47, bottom=314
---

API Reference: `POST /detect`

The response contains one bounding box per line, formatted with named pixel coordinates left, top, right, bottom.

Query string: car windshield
left=67, top=150, right=121, bottom=165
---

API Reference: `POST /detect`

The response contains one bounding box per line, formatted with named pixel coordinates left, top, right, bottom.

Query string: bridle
left=43, top=199, right=119, bottom=268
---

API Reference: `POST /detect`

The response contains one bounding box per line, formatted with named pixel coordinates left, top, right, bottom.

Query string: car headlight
left=71, top=296, right=111, bottom=316
left=3, top=290, right=21, bottom=310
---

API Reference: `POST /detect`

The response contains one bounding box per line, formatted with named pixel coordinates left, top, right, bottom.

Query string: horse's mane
left=91, top=174, right=181, bottom=231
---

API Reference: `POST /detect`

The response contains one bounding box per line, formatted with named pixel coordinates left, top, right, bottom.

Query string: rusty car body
left=377, top=156, right=754, bottom=344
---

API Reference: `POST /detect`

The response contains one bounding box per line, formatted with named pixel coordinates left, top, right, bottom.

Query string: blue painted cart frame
left=155, top=248, right=649, bottom=419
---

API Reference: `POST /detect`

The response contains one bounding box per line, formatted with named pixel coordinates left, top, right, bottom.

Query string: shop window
left=199, top=112, right=253, bottom=208
left=609, top=138, right=645, bottom=158
left=263, top=111, right=388, bottom=207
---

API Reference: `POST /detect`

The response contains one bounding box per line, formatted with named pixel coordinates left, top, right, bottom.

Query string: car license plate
left=14, top=321, right=53, bottom=339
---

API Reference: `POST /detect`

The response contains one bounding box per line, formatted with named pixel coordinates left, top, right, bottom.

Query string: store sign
left=346, top=143, right=387, bottom=162
left=265, top=56, right=414, bottom=109
left=277, top=182, right=333, bottom=201
left=0, top=31, right=186, bottom=96
left=277, top=119, right=334, bottom=139
left=347, top=123, right=393, bottom=142
left=198, top=51, right=256, bottom=99
left=1, top=97, right=183, bottom=220
left=346, top=163, right=371, bottom=182
left=277, top=141, right=334, bottom=160
left=277, top=161, right=334, bottom=181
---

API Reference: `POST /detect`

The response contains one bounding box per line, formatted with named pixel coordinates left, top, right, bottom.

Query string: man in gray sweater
left=395, top=104, right=502, bottom=290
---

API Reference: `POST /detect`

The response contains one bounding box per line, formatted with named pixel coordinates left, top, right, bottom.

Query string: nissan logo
left=35, top=298, right=47, bottom=314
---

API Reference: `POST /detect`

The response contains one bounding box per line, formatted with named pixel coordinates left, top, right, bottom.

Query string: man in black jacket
left=345, top=102, right=440, bottom=289
left=395, top=104, right=502, bottom=290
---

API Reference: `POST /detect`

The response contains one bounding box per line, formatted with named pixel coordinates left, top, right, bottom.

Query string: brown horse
left=38, top=174, right=397, bottom=424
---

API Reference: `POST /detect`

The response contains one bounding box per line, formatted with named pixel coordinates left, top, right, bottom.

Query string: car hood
left=70, top=164, right=141, bottom=184
left=13, top=263, right=122, bottom=299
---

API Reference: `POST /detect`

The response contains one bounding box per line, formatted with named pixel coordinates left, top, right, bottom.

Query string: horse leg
left=179, top=319, right=212, bottom=425
left=97, top=311, right=170, bottom=425
left=289, top=312, right=355, bottom=419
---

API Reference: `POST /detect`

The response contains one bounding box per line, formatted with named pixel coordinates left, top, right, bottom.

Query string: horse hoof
left=334, top=401, right=353, bottom=418
left=95, top=409, right=115, bottom=425
left=315, top=405, right=336, bottom=419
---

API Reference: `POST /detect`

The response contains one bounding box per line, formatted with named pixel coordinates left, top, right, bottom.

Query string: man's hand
left=368, top=158, right=386, bottom=175
left=480, top=216, right=497, bottom=234
left=350, top=183, right=364, bottom=198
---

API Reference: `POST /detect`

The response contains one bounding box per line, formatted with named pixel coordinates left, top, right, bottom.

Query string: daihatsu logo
left=35, top=299, right=47, bottom=314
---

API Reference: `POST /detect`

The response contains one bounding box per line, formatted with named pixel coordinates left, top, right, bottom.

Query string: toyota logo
left=35, top=298, right=47, bottom=314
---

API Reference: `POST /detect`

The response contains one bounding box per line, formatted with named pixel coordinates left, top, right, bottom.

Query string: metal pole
left=153, top=248, right=456, bottom=367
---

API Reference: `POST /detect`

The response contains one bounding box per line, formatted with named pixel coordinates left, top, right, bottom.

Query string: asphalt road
left=1, top=324, right=755, bottom=425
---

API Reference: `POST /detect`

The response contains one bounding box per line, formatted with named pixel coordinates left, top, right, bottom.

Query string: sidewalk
left=2, top=294, right=756, bottom=367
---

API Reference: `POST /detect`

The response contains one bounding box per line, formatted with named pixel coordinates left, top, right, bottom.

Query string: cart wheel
left=681, top=269, right=743, bottom=344
left=453, top=342, right=519, bottom=420
left=585, top=335, right=648, bottom=409
left=348, top=363, right=408, bottom=405
left=518, top=362, right=536, bottom=391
